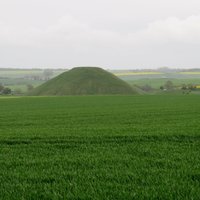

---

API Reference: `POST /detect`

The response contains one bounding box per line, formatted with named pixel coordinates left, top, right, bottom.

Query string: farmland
left=127, top=78, right=200, bottom=89
left=0, top=95, right=200, bottom=199
left=0, top=69, right=65, bottom=93
left=2, top=68, right=200, bottom=94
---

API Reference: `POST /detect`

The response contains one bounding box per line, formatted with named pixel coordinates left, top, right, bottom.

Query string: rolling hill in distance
left=28, top=67, right=137, bottom=96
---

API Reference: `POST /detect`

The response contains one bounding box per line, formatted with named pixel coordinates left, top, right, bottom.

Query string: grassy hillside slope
left=29, top=67, right=136, bottom=96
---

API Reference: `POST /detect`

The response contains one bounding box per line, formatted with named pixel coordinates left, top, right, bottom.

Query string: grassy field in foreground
left=0, top=95, right=200, bottom=199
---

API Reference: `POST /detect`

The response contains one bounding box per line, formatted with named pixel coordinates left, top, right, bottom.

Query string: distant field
left=0, top=69, right=65, bottom=93
left=0, top=95, right=200, bottom=199
left=9, top=83, right=42, bottom=93
left=1, top=68, right=200, bottom=93
left=0, top=69, right=65, bottom=78
left=114, top=72, right=163, bottom=76
left=180, top=72, right=200, bottom=75
left=0, top=69, right=43, bottom=78
left=126, top=78, right=200, bottom=89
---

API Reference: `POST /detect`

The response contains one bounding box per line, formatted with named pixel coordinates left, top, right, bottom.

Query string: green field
left=0, top=95, right=200, bottom=199
left=0, top=68, right=65, bottom=93
left=126, top=78, right=200, bottom=89
left=0, top=69, right=43, bottom=78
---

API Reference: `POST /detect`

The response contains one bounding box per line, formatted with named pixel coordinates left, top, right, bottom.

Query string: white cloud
left=1, top=13, right=200, bottom=68
left=2, top=15, right=200, bottom=47
left=136, top=15, right=200, bottom=44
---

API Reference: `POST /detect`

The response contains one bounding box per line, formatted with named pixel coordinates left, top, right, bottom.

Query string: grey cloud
left=0, top=0, right=200, bottom=68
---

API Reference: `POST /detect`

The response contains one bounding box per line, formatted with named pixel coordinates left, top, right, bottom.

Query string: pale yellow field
left=179, top=72, right=200, bottom=75
left=114, top=72, right=163, bottom=76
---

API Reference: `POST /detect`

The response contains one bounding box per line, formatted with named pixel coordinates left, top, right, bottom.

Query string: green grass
left=0, top=95, right=200, bottom=199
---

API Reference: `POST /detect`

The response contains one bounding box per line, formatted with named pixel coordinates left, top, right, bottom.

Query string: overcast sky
left=1, top=0, right=200, bottom=69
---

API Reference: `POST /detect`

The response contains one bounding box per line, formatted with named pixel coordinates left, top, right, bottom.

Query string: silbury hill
left=29, top=67, right=137, bottom=96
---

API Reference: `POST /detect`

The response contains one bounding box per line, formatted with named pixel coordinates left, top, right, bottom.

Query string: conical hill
left=29, top=67, right=137, bottom=96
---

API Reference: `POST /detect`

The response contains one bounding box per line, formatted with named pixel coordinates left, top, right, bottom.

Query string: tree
left=181, top=84, right=196, bottom=94
left=181, top=84, right=187, bottom=90
left=140, top=84, right=153, bottom=92
left=0, top=84, right=4, bottom=92
left=160, top=86, right=164, bottom=90
left=188, top=84, right=196, bottom=91
left=164, top=80, right=174, bottom=90
left=2, top=87, right=11, bottom=95
left=27, top=84, right=34, bottom=91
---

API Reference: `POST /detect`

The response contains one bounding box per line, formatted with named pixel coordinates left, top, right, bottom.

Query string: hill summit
left=29, top=67, right=136, bottom=96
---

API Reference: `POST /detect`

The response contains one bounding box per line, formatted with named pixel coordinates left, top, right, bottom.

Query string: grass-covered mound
left=29, top=67, right=136, bottom=95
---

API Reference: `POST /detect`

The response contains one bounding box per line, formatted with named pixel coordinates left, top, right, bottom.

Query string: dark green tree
left=2, top=87, right=11, bottom=94
left=0, top=84, right=4, bottom=92
left=160, top=86, right=164, bottom=90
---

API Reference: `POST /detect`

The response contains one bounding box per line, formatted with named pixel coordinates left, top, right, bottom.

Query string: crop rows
left=0, top=95, right=200, bottom=199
